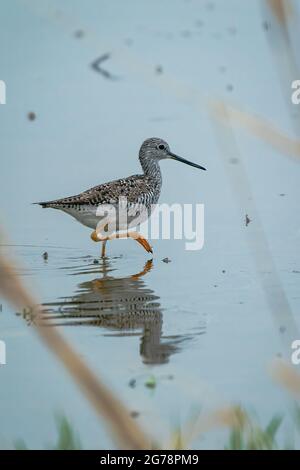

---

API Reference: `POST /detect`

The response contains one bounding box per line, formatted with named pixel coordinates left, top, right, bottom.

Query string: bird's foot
left=133, top=234, right=153, bottom=253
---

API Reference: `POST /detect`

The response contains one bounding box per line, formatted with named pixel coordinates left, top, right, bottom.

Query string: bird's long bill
left=168, top=152, right=206, bottom=171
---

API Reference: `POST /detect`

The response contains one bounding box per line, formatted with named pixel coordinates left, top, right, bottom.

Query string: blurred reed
left=266, top=0, right=294, bottom=26
left=271, top=358, right=300, bottom=398
left=210, top=100, right=300, bottom=161
left=209, top=100, right=299, bottom=358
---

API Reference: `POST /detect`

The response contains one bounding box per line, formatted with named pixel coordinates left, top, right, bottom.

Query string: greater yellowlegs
left=36, top=138, right=206, bottom=256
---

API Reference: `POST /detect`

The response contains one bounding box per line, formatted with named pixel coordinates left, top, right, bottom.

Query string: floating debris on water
left=162, top=257, right=171, bottom=263
left=155, top=65, right=163, bottom=75
left=16, top=307, right=35, bottom=325
left=165, top=374, right=174, bottom=380
left=74, top=30, right=85, bottom=39
left=145, top=376, right=156, bottom=389
left=93, top=259, right=99, bottom=264
left=245, top=214, right=251, bottom=226
left=128, top=378, right=136, bottom=388
left=42, top=251, right=48, bottom=261
left=226, top=84, right=234, bottom=92
left=130, top=411, right=140, bottom=419
left=91, top=54, right=119, bottom=80
left=27, top=112, right=36, bottom=121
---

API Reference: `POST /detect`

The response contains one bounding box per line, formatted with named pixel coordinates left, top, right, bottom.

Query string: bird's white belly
left=62, top=205, right=100, bottom=229
left=62, top=203, right=150, bottom=232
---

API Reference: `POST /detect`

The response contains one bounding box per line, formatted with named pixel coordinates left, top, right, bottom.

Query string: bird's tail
left=33, top=201, right=60, bottom=209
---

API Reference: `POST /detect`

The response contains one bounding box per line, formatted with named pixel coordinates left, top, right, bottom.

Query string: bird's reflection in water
left=42, top=258, right=200, bottom=365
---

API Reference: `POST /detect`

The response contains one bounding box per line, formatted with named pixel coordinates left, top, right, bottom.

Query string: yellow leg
left=129, top=232, right=153, bottom=253
left=90, top=231, right=107, bottom=257
left=90, top=230, right=153, bottom=254
left=101, top=240, right=107, bottom=258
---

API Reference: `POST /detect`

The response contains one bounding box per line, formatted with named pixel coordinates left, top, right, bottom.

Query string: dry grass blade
left=0, top=243, right=150, bottom=450
left=209, top=101, right=299, bottom=357
left=171, top=406, right=246, bottom=449
left=262, top=0, right=300, bottom=142
left=271, top=359, right=300, bottom=398
left=210, top=100, right=300, bottom=162
left=267, top=0, right=293, bottom=26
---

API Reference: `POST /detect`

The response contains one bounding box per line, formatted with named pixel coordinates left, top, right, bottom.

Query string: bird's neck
left=139, top=154, right=162, bottom=183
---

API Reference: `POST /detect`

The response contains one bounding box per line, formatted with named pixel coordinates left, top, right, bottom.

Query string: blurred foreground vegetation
left=13, top=405, right=300, bottom=450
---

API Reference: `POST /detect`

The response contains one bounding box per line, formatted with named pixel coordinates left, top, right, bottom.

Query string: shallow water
left=1, top=0, right=300, bottom=449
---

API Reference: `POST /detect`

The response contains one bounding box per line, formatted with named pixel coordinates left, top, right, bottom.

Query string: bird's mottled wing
left=36, top=174, right=159, bottom=209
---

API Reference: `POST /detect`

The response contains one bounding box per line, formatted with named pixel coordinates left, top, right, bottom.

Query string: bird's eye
left=158, top=144, right=165, bottom=150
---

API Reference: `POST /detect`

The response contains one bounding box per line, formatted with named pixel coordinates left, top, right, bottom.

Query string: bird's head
left=139, top=137, right=206, bottom=170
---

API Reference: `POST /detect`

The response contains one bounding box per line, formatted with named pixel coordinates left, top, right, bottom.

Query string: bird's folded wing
left=35, top=175, right=150, bottom=208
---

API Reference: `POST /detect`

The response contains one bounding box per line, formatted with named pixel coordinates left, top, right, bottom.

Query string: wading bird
left=36, top=138, right=206, bottom=257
